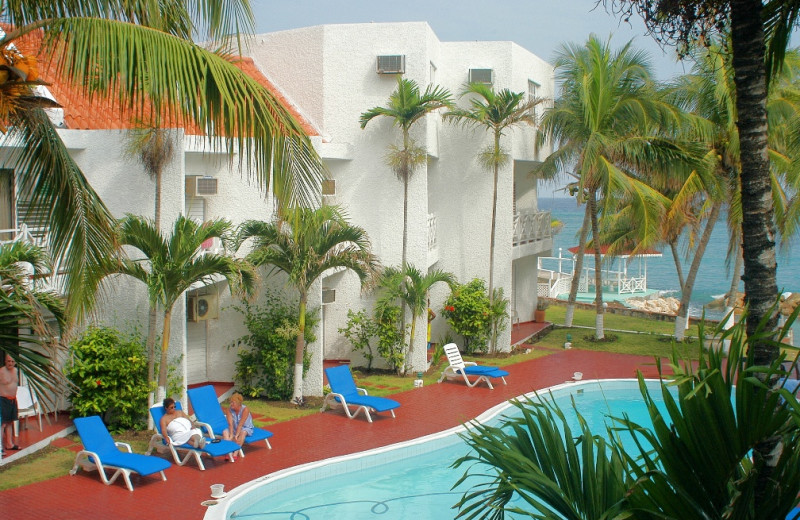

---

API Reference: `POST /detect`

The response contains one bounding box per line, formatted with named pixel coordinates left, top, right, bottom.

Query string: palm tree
left=360, top=77, right=453, bottom=267
left=532, top=36, right=690, bottom=339
left=237, top=205, right=379, bottom=404
left=444, top=84, right=538, bottom=351
left=112, top=214, right=257, bottom=400
left=379, top=264, right=454, bottom=374
left=124, top=122, right=176, bottom=405
left=0, top=241, right=65, bottom=403
left=0, top=1, right=326, bottom=322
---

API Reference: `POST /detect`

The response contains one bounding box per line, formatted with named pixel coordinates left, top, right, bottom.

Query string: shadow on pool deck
left=0, top=349, right=667, bottom=520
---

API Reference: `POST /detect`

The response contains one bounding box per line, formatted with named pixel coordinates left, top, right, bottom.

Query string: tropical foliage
left=0, top=1, right=326, bottom=322
left=237, top=205, right=378, bottom=404
left=360, top=77, right=453, bottom=266
left=232, top=292, right=318, bottom=400
left=533, top=35, right=699, bottom=339
left=0, top=241, right=65, bottom=404
left=65, top=326, right=149, bottom=432
left=453, top=314, right=800, bottom=519
left=377, top=264, right=455, bottom=373
left=441, top=279, right=507, bottom=354
left=108, top=214, right=257, bottom=400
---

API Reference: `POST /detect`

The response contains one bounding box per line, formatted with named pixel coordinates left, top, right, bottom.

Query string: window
left=528, top=80, right=540, bottom=121
left=469, top=68, right=493, bottom=85
left=322, top=179, right=336, bottom=196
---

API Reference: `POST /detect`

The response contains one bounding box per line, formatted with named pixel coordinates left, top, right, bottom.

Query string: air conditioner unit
left=377, top=55, right=406, bottom=74
left=469, top=68, right=493, bottom=85
left=322, top=289, right=336, bottom=305
left=195, top=177, right=218, bottom=196
left=187, top=294, right=219, bottom=321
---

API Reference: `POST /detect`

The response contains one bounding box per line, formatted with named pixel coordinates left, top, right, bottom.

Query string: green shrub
left=374, top=298, right=406, bottom=372
left=65, top=326, right=149, bottom=431
left=340, top=309, right=378, bottom=370
left=232, top=290, right=317, bottom=400
left=442, top=279, right=494, bottom=354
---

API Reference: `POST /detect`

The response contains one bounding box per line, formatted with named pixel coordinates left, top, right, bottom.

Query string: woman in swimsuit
left=160, top=397, right=205, bottom=448
left=224, top=392, right=254, bottom=446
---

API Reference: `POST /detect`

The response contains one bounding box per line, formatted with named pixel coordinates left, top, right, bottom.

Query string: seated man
left=160, top=397, right=205, bottom=449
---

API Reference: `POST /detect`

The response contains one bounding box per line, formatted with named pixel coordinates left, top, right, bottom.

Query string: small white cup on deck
left=210, top=484, right=225, bottom=498
left=573, top=372, right=583, bottom=381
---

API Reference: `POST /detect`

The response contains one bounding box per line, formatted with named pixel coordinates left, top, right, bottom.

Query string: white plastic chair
left=14, top=385, right=42, bottom=435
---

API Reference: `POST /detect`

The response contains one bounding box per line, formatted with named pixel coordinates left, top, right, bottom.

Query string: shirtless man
left=0, top=354, right=19, bottom=452
left=159, top=397, right=205, bottom=448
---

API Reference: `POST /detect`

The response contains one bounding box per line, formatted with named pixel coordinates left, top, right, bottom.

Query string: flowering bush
left=442, top=279, right=494, bottom=354
left=66, top=326, right=150, bottom=431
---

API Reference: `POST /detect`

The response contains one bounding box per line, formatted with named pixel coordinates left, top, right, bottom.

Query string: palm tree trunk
left=407, top=311, right=417, bottom=373
left=669, top=240, right=686, bottom=292
left=731, top=0, right=779, bottom=358
left=674, top=201, right=721, bottom=340
left=292, top=296, right=307, bottom=405
left=565, top=204, right=591, bottom=327
left=731, top=0, right=780, bottom=508
left=727, top=245, right=743, bottom=309
left=588, top=191, right=604, bottom=339
left=487, top=133, right=501, bottom=353
left=146, top=302, right=158, bottom=428
left=156, top=308, right=172, bottom=402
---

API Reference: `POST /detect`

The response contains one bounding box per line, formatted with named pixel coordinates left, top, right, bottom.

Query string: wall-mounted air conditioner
left=187, top=294, right=219, bottom=322
left=469, top=68, right=494, bottom=85
left=195, top=177, right=218, bottom=196
left=377, top=55, right=406, bottom=74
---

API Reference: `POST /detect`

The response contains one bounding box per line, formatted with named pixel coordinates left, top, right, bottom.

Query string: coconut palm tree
left=0, top=241, right=65, bottom=403
left=379, top=264, right=455, bottom=374
left=237, top=205, right=379, bottom=404
left=0, top=1, right=326, bottom=321
left=360, top=77, right=453, bottom=267
left=112, top=214, right=257, bottom=400
left=444, top=84, right=538, bottom=351
left=532, top=35, right=690, bottom=339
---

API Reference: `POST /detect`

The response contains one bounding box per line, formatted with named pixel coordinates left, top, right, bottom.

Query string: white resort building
left=5, top=22, right=554, bottom=397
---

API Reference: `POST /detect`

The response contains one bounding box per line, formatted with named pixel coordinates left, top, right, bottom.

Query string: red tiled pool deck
left=0, top=347, right=668, bottom=520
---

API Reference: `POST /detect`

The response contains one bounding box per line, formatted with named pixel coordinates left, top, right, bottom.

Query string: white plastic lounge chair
left=187, top=385, right=273, bottom=456
left=322, top=365, right=400, bottom=423
left=437, top=343, right=509, bottom=389
left=14, top=385, right=42, bottom=435
left=70, top=415, right=171, bottom=491
left=146, top=401, right=241, bottom=470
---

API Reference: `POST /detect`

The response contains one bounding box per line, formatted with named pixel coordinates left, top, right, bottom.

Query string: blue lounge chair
left=437, top=343, right=509, bottom=389
left=146, top=401, right=241, bottom=470
left=187, top=385, right=274, bottom=456
left=69, top=415, right=171, bottom=491
left=322, top=365, right=400, bottom=422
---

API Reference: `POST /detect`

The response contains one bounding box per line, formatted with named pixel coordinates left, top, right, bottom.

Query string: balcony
left=427, top=213, right=438, bottom=267
left=512, top=209, right=552, bottom=259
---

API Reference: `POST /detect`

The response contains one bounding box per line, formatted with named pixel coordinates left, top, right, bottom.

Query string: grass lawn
left=0, top=305, right=707, bottom=490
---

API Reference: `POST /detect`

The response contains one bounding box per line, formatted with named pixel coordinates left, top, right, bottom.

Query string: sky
left=250, top=0, right=693, bottom=197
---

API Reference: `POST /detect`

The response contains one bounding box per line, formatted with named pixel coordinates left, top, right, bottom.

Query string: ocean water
left=539, top=197, right=800, bottom=320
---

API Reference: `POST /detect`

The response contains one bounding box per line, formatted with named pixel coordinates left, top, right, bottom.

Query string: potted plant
left=534, top=299, right=549, bottom=323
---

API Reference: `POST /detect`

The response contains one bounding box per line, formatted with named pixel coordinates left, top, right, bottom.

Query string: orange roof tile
left=9, top=27, right=318, bottom=136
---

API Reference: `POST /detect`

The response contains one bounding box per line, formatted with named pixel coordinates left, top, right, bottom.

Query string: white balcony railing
left=427, top=213, right=437, bottom=251
left=513, top=210, right=551, bottom=246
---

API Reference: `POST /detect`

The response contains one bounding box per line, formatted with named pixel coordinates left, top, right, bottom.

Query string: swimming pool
left=206, top=379, right=667, bottom=520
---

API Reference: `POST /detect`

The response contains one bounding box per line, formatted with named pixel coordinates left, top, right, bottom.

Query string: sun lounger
left=146, top=401, right=241, bottom=470
left=70, top=415, right=171, bottom=491
left=437, top=342, right=509, bottom=389
left=187, top=385, right=273, bottom=456
left=322, top=364, right=400, bottom=422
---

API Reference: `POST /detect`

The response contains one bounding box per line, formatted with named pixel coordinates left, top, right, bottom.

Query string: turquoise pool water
left=212, top=380, right=668, bottom=520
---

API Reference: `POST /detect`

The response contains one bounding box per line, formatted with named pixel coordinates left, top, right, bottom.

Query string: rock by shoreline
left=625, top=296, right=680, bottom=315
